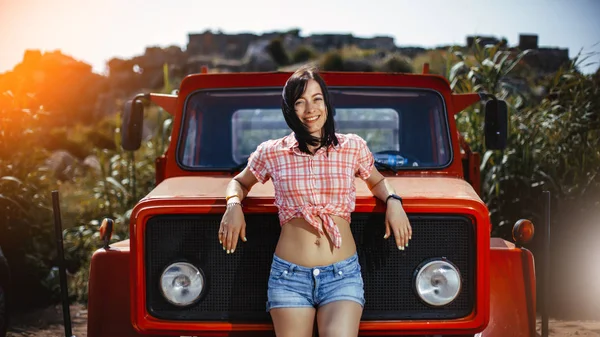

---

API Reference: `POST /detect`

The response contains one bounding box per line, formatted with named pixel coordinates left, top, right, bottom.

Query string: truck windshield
left=178, top=87, right=451, bottom=170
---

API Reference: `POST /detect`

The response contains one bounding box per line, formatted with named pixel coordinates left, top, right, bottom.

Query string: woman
left=219, top=66, right=412, bottom=337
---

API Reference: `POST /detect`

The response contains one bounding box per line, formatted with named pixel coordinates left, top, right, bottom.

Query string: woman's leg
left=316, top=300, right=363, bottom=337
left=270, top=307, right=317, bottom=337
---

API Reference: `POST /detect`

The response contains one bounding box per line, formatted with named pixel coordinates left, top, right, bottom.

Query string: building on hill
left=185, top=30, right=570, bottom=75
left=466, top=33, right=569, bottom=75
left=187, top=30, right=396, bottom=58
left=466, top=35, right=504, bottom=48
left=187, top=30, right=263, bottom=59
left=517, top=34, right=570, bottom=74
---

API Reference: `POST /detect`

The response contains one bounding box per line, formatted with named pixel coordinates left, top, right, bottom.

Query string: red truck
left=84, top=68, right=540, bottom=337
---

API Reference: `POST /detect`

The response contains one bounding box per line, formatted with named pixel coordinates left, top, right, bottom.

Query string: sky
left=1, top=0, right=599, bottom=75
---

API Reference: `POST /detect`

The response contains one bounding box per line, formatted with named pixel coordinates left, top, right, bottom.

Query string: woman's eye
left=295, top=101, right=304, bottom=106
left=315, top=97, right=323, bottom=101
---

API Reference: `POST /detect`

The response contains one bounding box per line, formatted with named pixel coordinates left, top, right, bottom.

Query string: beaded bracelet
left=226, top=201, right=242, bottom=208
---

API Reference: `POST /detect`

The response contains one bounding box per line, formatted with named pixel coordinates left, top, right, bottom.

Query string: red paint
left=452, top=93, right=481, bottom=116
left=128, top=177, right=491, bottom=335
left=87, top=242, right=145, bottom=337
left=154, top=155, right=166, bottom=185
left=149, top=93, right=177, bottom=116
left=481, top=239, right=537, bottom=336
left=422, top=63, right=430, bottom=74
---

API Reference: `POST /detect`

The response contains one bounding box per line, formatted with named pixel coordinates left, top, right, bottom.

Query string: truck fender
left=480, top=238, right=536, bottom=337
left=87, top=240, right=148, bottom=337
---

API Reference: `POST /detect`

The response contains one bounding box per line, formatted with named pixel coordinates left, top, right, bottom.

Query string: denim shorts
left=266, top=253, right=365, bottom=311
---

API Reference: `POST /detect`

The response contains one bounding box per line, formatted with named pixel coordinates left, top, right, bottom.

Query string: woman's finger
left=394, top=227, right=404, bottom=250
left=230, top=228, right=240, bottom=253
left=225, top=229, right=233, bottom=253
left=384, top=220, right=391, bottom=239
left=218, top=225, right=224, bottom=244
left=240, top=223, right=247, bottom=243
left=222, top=224, right=229, bottom=251
left=402, top=223, right=409, bottom=247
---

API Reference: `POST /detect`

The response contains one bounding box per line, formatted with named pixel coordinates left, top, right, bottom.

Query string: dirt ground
left=6, top=304, right=87, bottom=337
left=5, top=304, right=600, bottom=337
left=536, top=320, right=600, bottom=337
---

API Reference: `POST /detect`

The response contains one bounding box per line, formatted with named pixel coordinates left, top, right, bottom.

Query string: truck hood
left=143, top=176, right=484, bottom=206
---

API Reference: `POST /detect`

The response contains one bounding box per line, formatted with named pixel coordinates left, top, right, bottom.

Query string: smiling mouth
left=304, top=115, right=320, bottom=123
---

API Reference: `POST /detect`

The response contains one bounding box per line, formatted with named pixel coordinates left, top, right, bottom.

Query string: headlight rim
left=413, top=257, right=462, bottom=307
left=159, top=260, right=207, bottom=307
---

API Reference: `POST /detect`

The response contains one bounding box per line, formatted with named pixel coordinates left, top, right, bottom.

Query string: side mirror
left=121, top=99, right=144, bottom=151
left=484, top=99, right=508, bottom=150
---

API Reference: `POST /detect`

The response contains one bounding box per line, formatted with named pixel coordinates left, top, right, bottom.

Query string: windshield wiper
left=374, top=161, right=397, bottom=173
left=230, top=160, right=248, bottom=173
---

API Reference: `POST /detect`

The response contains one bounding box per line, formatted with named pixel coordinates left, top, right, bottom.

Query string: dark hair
left=281, top=65, right=338, bottom=154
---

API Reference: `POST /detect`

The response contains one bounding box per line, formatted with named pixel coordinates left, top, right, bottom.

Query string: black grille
left=145, top=213, right=475, bottom=321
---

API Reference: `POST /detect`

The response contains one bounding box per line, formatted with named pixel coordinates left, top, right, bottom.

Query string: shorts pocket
left=269, top=266, right=291, bottom=281
left=338, top=259, right=361, bottom=277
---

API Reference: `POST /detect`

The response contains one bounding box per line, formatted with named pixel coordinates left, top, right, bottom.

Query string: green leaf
left=0, top=176, right=24, bottom=186
left=105, top=177, right=129, bottom=197
left=0, top=193, right=28, bottom=214
left=480, top=150, right=495, bottom=171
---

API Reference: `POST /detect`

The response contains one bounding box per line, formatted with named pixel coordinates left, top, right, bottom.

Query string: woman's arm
left=364, top=167, right=412, bottom=250
left=365, top=168, right=395, bottom=201
left=220, top=167, right=259, bottom=253
left=225, top=167, right=259, bottom=203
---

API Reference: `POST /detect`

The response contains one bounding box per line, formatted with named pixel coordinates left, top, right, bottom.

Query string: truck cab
left=86, top=70, right=537, bottom=337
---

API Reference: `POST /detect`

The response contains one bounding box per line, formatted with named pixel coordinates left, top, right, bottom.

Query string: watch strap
left=385, top=194, right=403, bottom=205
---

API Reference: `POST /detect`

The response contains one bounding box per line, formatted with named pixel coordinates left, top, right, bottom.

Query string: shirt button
left=313, top=269, right=320, bottom=276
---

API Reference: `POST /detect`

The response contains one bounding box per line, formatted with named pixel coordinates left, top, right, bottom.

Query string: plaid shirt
left=247, top=133, right=375, bottom=248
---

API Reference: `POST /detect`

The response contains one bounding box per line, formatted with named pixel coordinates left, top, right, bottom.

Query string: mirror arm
left=133, top=93, right=151, bottom=103
left=478, top=91, right=498, bottom=102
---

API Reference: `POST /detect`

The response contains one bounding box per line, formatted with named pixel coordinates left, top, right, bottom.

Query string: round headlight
left=414, top=259, right=461, bottom=306
left=160, top=262, right=204, bottom=306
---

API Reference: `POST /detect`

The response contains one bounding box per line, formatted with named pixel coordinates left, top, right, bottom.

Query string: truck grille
left=145, top=213, right=475, bottom=321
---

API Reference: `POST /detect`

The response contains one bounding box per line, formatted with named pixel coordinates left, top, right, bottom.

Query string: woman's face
left=294, top=79, right=327, bottom=138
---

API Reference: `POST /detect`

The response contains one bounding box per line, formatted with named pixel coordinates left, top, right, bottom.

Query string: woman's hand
left=219, top=204, right=247, bottom=254
left=384, top=199, right=412, bottom=250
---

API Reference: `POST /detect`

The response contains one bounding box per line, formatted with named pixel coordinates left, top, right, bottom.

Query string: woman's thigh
left=270, top=307, right=316, bottom=337
left=317, top=300, right=363, bottom=337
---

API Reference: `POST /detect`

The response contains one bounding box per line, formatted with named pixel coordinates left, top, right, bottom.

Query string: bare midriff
left=274, top=215, right=357, bottom=267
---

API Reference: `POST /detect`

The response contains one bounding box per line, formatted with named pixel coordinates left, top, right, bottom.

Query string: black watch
left=385, top=194, right=403, bottom=205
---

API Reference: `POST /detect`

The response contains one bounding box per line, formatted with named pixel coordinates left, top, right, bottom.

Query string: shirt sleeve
left=247, top=141, right=271, bottom=184
left=355, top=136, right=375, bottom=180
